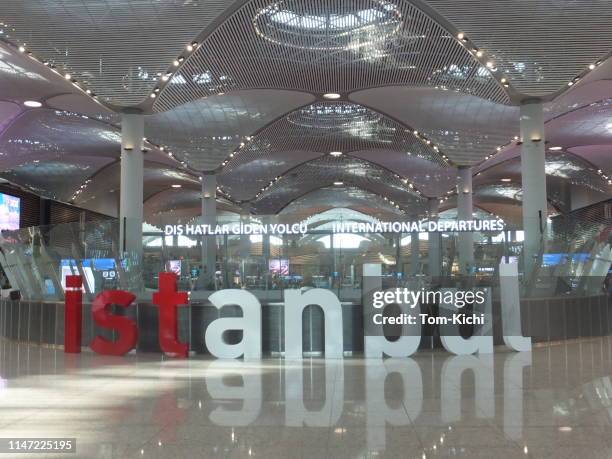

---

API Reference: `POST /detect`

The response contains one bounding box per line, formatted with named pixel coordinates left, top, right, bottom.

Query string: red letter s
left=90, top=290, right=138, bottom=356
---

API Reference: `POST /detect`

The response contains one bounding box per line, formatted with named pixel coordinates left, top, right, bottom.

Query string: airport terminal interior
left=0, top=1, right=610, bottom=458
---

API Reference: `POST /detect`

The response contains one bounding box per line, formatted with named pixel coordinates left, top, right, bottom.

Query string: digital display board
left=0, top=193, right=20, bottom=230
left=269, top=259, right=289, bottom=275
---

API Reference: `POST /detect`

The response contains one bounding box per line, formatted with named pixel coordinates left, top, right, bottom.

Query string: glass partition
left=0, top=212, right=609, bottom=302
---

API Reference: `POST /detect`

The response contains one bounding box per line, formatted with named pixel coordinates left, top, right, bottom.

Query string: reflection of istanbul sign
left=164, top=219, right=506, bottom=236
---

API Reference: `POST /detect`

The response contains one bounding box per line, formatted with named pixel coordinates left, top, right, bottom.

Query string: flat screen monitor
left=542, top=253, right=589, bottom=267
left=166, top=260, right=181, bottom=275
left=269, top=259, right=289, bottom=275
left=0, top=193, right=20, bottom=230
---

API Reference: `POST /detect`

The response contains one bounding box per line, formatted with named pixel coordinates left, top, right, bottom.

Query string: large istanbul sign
left=64, top=264, right=530, bottom=359
left=164, top=219, right=506, bottom=236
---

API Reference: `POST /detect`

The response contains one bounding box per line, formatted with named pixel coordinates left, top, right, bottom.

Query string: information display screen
left=0, top=193, right=20, bottom=230
left=269, top=259, right=289, bottom=275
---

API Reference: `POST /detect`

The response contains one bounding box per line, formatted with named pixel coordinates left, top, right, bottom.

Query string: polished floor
left=1, top=339, right=612, bottom=458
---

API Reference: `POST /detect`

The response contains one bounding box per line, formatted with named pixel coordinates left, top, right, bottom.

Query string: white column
left=236, top=202, right=250, bottom=288
left=202, top=173, right=217, bottom=281
left=520, top=100, right=548, bottom=274
left=457, top=166, right=474, bottom=275
left=410, top=230, right=419, bottom=276
left=428, top=198, right=441, bottom=278
left=119, top=113, right=144, bottom=254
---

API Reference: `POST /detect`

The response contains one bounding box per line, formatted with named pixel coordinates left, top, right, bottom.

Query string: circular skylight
left=287, top=102, right=381, bottom=129
left=253, top=0, right=402, bottom=51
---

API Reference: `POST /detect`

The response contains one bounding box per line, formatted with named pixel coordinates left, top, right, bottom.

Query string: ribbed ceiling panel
left=351, top=86, right=518, bottom=165
left=155, top=0, right=509, bottom=111
left=217, top=101, right=447, bottom=200
left=251, top=154, right=425, bottom=214
left=223, top=101, right=446, bottom=172
left=426, top=0, right=612, bottom=96
left=145, top=90, right=315, bottom=172
left=0, top=109, right=121, bottom=170
left=280, top=187, right=404, bottom=219
left=0, top=0, right=233, bottom=106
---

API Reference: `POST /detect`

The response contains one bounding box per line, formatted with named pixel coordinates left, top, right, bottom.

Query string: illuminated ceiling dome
left=287, top=102, right=382, bottom=129
left=253, top=0, right=403, bottom=50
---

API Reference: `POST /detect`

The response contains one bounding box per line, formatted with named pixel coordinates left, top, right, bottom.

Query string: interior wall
left=0, top=183, right=115, bottom=229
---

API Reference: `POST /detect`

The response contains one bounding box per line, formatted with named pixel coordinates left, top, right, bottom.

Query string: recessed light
left=330, top=151, right=343, bottom=157
left=589, top=64, right=596, bottom=70
left=457, top=32, right=465, bottom=40
left=23, top=100, right=42, bottom=108
left=333, top=181, right=344, bottom=186
left=548, top=146, right=563, bottom=151
left=171, top=184, right=182, bottom=188
left=323, top=93, right=341, bottom=100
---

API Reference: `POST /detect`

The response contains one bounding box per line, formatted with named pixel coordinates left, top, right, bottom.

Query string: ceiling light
left=186, top=44, right=194, bottom=52
left=173, top=60, right=180, bottom=67
left=501, top=178, right=512, bottom=182
left=64, top=73, right=71, bottom=80
left=23, top=100, right=42, bottom=108
left=476, top=50, right=483, bottom=58
left=457, top=32, right=465, bottom=40
left=323, top=93, right=341, bottom=100
left=548, top=146, right=562, bottom=151
left=589, top=64, right=596, bottom=70
left=330, top=151, right=343, bottom=157
left=333, top=181, right=344, bottom=186
left=171, top=184, right=182, bottom=188
left=150, top=93, right=156, bottom=98
left=486, top=61, right=494, bottom=69
left=18, top=46, right=25, bottom=53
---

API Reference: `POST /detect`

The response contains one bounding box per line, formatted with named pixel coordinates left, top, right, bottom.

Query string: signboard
left=63, top=264, right=529, bottom=359
left=164, top=219, right=505, bottom=237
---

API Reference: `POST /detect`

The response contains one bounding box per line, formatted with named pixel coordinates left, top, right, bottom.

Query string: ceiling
left=0, top=0, right=609, bottom=223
